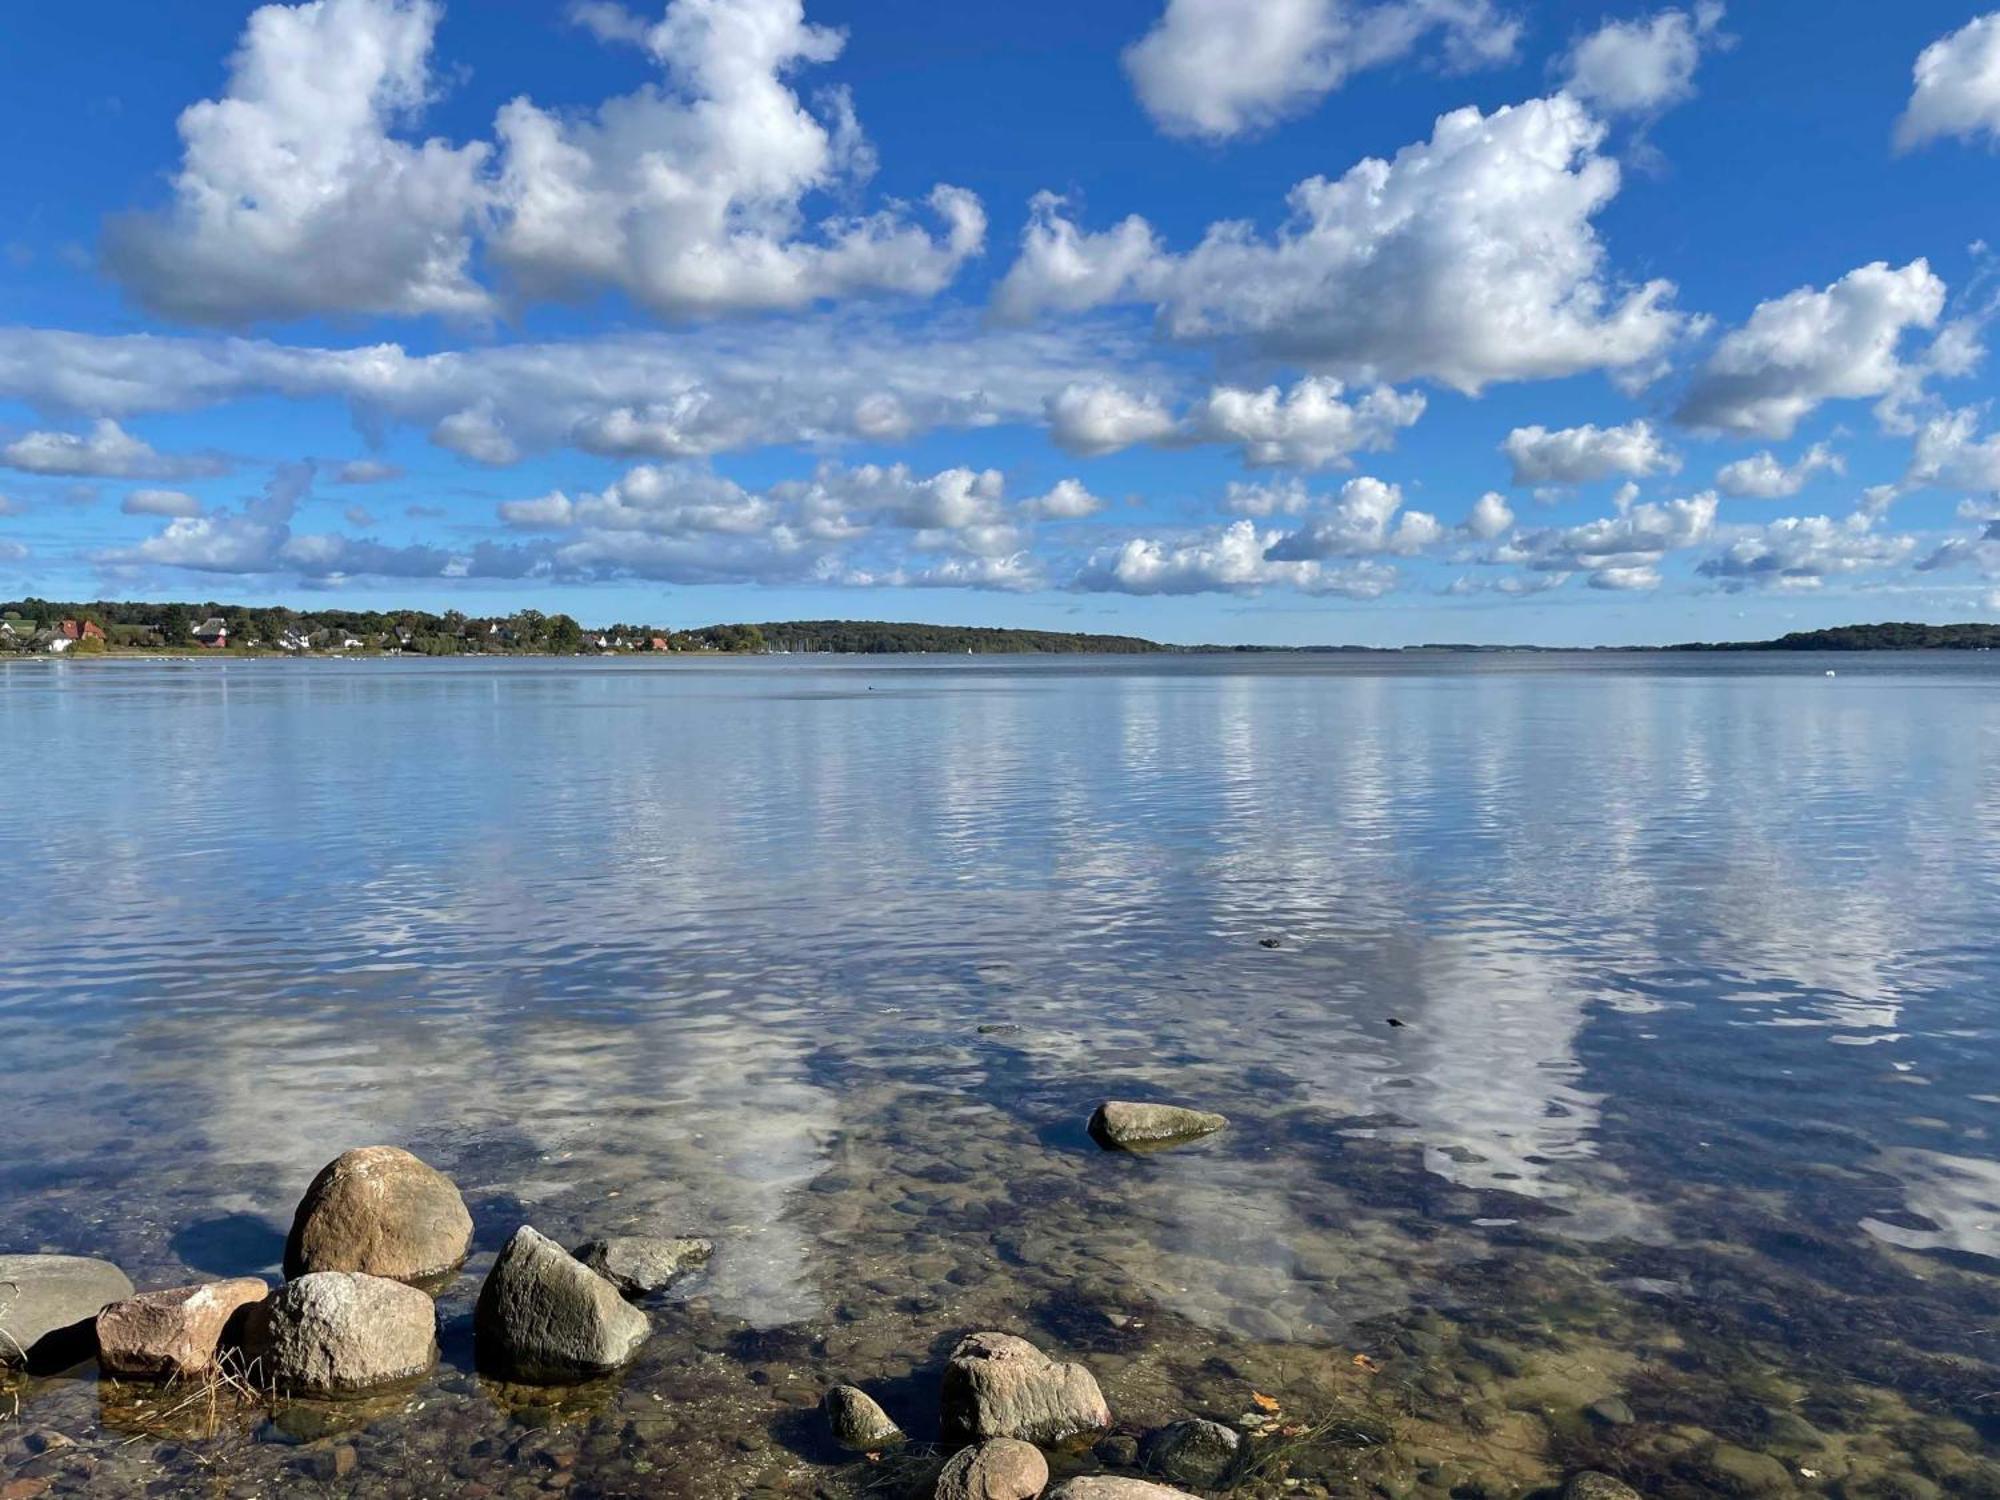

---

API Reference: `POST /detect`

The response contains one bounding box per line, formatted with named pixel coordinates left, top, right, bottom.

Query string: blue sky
left=2, top=0, right=1999, bottom=644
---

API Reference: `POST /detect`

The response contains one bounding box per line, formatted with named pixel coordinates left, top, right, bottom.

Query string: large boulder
left=0, top=1254, right=133, bottom=1370
left=824, top=1384, right=905, bottom=1450
left=1140, top=1419, right=1240, bottom=1486
left=940, top=1331, right=1110, bottom=1447
left=1047, top=1482, right=1198, bottom=1500
left=96, top=1278, right=268, bottom=1380
left=244, top=1271, right=437, bottom=1395
left=572, top=1235, right=712, bottom=1297
left=935, top=1437, right=1049, bottom=1500
left=1087, top=1102, right=1227, bottom=1152
left=284, top=1146, right=473, bottom=1285
left=475, top=1226, right=649, bottom=1383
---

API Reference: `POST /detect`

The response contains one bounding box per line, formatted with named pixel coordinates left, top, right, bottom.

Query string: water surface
left=3, top=652, right=1998, bottom=1497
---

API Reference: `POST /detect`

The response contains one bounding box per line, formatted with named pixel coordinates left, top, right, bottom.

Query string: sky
left=2, top=0, right=2000, bottom=645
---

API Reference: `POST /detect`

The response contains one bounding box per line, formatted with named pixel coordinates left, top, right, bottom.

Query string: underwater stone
left=1563, top=1476, right=1641, bottom=1500
left=1048, top=1481, right=1199, bottom=1499
left=572, top=1235, right=712, bottom=1297
left=1140, top=1418, right=1240, bottom=1486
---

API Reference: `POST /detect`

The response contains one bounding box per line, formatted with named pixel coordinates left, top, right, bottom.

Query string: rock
left=1047, top=1481, right=1198, bottom=1500
left=95, top=1278, right=268, bottom=1380
left=1087, top=1102, right=1227, bottom=1152
left=823, top=1385, right=904, bottom=1450
left=1140, top=1419, right=1240, bottom=1486
left=1564, top=1476, right=1641, bottom=1500
left=0, top=1255, right=133, bottom=1369
left=475, top=1226, right=649, bottom=1383
left=1094, top=1434, right=1140, bottom=1467
left=936, top=1438, right=1049, bottom=1500
left=940, top=1331, right=1110, bottom=1447
left=244, top=1271, right=437, bottom=1395
left=571, top=1236, right=712, bottom=1297
left=1699, top=1444, right=1793, bottom=1496
left=284, top=1146, right=473, bottom=1285
left=1584, top=1396, right=1634, bottom=1427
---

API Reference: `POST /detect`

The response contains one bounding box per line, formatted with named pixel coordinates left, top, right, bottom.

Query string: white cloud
left=996, top=94, right=1685, bottom=392
left=1123, top=0, right=1519, bottom=140
left=1464, top=491, right=1514, bottom=538
left=1896, top=14, right=2000, bottom=151
left=1676, top=260, right=1946, bottom=437
left=334, top=459, right=403, bottom=484
left=1905, top=406, right=2000, bottom=494
left=1698, top=514, right=1916, bottom=589
left=1223, top=479, right=1313, bottom=517
left=1046, top=381, right=1178, bottom=457
left=488, top=0, right=984, bottom=318
left=1713, top=442, right=1843, bottom=498
left=1560, top=3, right=1725, bottom=117
left=103, top=0, right=491, bottom=324
left=1501, top=418, right=1678, bottom=485
left=1264, top=475, right=1443, bottom=560
left=1589, top=564, right=1661, bottom=590
left=1047, top=374, right=1424, bottom=468
left=1075, top=518, right=1399, bottom=596
left=2, top=419, right=226, bottom=480
left=431, top=405, right=521, bottom=466
left=1020, top=479, right=1105, bottom=520
left=1502, top=490, right=1717, bottom=588
left=122, top=488, right=204, bottom=518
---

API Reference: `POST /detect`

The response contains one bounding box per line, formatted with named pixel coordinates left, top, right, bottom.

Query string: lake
left=3, top=652, right=1998, bottom=1498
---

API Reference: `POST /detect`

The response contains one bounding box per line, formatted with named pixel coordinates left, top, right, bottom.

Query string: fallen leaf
left=1251, top=1391, right=1282, bottom=1411
left=1352, top=1354, right=1382, bottom=1373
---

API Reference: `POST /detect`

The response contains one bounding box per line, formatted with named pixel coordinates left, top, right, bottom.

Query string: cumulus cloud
left=1714, top=442, right=1843, bottom=498
left=430, top=404, right=520, bottom=466
left=1047, top=375, right=1424, bottom=468
left=996, top=94, right=1685, bottom=392
left=102, top=0, right=981, bottom=326
left=487, top=0, right=984, bottom=318
left=1697, top=514, right=1917, bottom=590
left=1123, top=0, right=1519, bottom=140
left=1501, top=490, right=1717, bottom=589
left=122, top=488, right=204, bottom=518
left=1560, top=2, right=1726, bottom=117
left=1677, top=260, right=1947, bottom=437
left=2, top=419, right=227, bottom=480
left=1019, top=479, right=1105, bottom=520
left=1464, top=491, right=1515, bottom=538
left=1264, top=476, right=1443, bottom=559
left=103, top=0, right=490, bottom=325
left=1501, top=418, right=1678, bottom=485
left=1896, top=14, right=2000, bottom=151
left=1905, top=406, right=2000, bottom=494
left=1075, top=519, right=1399, bottom=596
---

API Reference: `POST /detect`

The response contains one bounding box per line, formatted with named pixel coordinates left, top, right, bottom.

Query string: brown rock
left=1046, top=1481, right=1197, bottom=1500
left=284, top=1146, right=473, bottom=1285
left=243, top=1271, right=437, bottom=1395
left=936, top=1437, right=1049, bottom=1500
left=96, top=1278, right=268, bottom=1380
left=1087, top=1102, right=1227, bottom=1151
left=940, top=1331, right=1110, bottom=1447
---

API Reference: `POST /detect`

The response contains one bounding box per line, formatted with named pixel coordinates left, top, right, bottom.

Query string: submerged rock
left=1140, top=1418, right=1240, bottom=1486
left=935, top=1437, right=1048, bottom=1500
left=1563, top=1476, right=1641, bottom=1500
left=940, top=1331, right=1110, bottom=1447
left=475, top=1226, right=649, bottom=1383
left=0, top=1254, right=133, bottom=1369
left=96, top=1278, right=267, bottom=1380
left=572, top=1235, right=712, bottom=1297
left=823, top=1385, right=905, bottom=1450
left=1048, top=1481, right=1198, bottom=1499
left=284, top=1146, right=474, bottom=1285
left=245, top=1271, right=437, bottom=1394
left=1087, top=1101, right=1228, bottom=1152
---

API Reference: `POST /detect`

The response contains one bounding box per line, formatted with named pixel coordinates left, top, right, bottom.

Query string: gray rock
left=0, top=1255, right=134, bottom=1369
left=941, top=1331, right=1111, bottom=1447
left=244, top=1271, right=437, bottom=1395
left=936, top=1437, right=1049, bottom=1500
left=284, top=1146, right=474, bottom=1286
left=96, top=1278, right=268, bottom=1380
left=572, top=1235, right=712, bottom=1297
left=1087, top=1102, right=1228, bottom=1151
left=1584, top=1396, right=1634, bottom=1427
left=475, top=1225, right=649, bottom=1383
left=1564, top=1476, right=1641, bottom=1500
left=1140, top=1418, right=1240, bottom=1486
left=1047, top=1481, right=1198, bottom=1500
left=824, top=1384, right=905, bottom=1450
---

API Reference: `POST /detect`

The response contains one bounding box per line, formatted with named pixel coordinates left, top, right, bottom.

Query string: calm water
left=3, top=652, right=1999, bottom=1498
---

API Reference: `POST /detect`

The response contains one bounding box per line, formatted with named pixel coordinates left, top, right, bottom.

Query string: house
left=390, top=625, right=414, bottom=647
left=31, top=629, right=68, bottom=654
left=191, top=617, right=229, bottom=648
left=648, top=636, right=670, bottom=652
left=57, top=619, right=105, bottom=642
